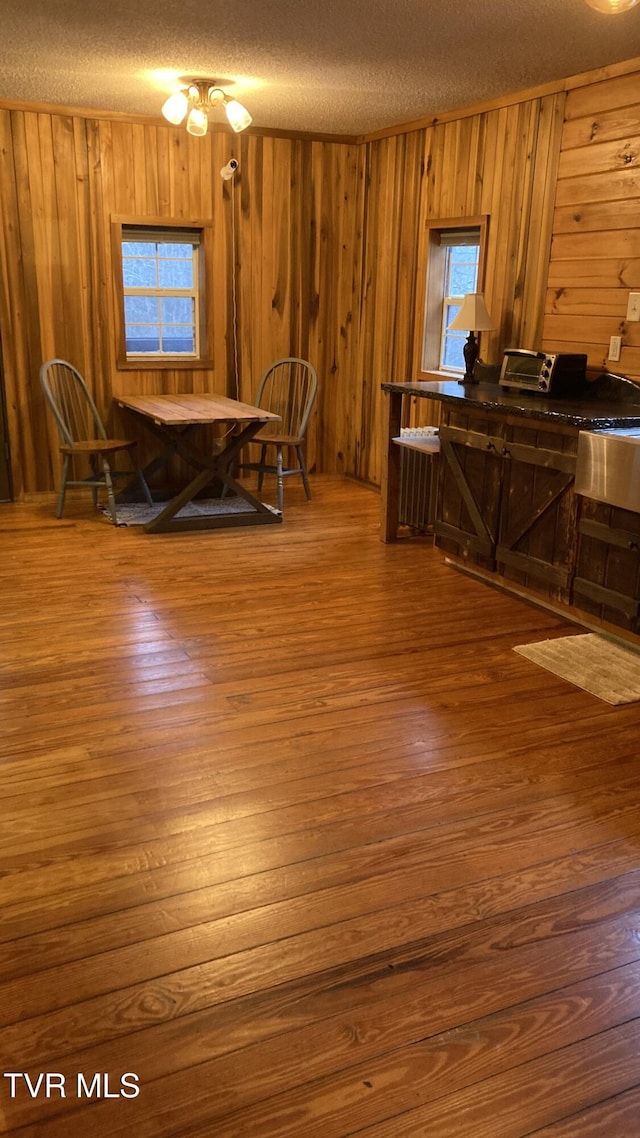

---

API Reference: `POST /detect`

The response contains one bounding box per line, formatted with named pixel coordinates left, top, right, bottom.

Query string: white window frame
left=439, top=239, right=481, bottom=374
left=122, top=232, right=201, bottom=360
left=111, top=217, right=213, bottom=371
left=414, top=216, right=489, bottom=379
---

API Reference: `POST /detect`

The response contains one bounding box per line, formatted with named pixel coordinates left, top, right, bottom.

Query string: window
left=123, top=234, right=198, bottom=356
left=112, top=219, right=213, bottom=368
left=440, top=239, right=480, bottom=372
left=416, top=217, right=488, bottom=378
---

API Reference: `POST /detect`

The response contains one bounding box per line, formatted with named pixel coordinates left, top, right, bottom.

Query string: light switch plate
left=626, top=292, right=640, bottom=322
left=609, top=335, right=622, bottom=362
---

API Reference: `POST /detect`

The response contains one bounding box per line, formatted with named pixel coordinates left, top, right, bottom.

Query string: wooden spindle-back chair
left=39, top=358, right=152, bottom=524
left=238, top=358, right=318, bottom=514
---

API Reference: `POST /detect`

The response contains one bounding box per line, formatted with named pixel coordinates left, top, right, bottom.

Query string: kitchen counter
left=380, top=380, right=640, bottom=430
left=381, top=377, right=640, bottom=637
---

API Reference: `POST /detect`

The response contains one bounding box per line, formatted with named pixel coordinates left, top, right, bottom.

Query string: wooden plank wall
left=0, top=114, right=364, bottom=497
left=357, top=94, right=566, bottom=485
left=544, top=71, right=640, bottom=378
left=1, top=61, right=639, bottom=497
left=355, top=131, right=427, bottom=483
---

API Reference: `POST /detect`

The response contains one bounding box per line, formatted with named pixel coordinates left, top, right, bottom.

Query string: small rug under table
left=100, top=498, right=262, bottom=526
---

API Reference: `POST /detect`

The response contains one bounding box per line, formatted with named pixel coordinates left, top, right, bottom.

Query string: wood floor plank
left=525, top=1085, right=640, bottom=1136
left=343, top=1020, right=640, bottom=1138
left=3, top=738, right=639, bottom=861
left=2, top=784, right=640, bottom=983
left=1, top=479, right=639, bottom=1137
left=2, top=734, right=638, bottom=905
left=3, top=720, right=628, bottom=824
left=2, top=869, right=640, bottom=1066
left=5, top=961, right=640, bottom=1136
left=2, top=752, right=640, bottom=912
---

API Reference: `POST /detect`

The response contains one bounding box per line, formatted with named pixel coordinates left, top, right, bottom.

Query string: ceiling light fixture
left=584, top=0, right=639, bottom=12
left=161, top=80, right=252, bottom=136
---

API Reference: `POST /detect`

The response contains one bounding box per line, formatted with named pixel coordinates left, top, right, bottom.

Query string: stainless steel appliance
left=575, top=428, right=640, bottom=512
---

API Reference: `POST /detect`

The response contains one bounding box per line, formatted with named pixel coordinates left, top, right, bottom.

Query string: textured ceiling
left=1, top=0, right=640, bottom=136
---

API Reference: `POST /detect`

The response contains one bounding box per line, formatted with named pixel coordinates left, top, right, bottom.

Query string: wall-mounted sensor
left=220, top=159, right=239, bottom=181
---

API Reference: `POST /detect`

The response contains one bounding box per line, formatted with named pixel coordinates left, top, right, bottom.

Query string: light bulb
left=584, top=0, right=639, bottom=11
left=224, top=99, right=252, bottom=133
left=186, top=106, right=208, bottom=137
left=161, top=90, right=189, bottom=125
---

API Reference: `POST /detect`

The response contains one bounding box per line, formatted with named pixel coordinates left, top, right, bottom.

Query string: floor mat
left=513, top=633, right=640, bottom=705
left=101, top=498, right=262, bottom=526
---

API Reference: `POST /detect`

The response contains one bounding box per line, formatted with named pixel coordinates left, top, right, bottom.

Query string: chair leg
left=56, top=455, right=71, bottom=518
left=297, top=445, right=311, bottom=500
left=101, top=458, right=119, bottom=525
left=90, top=455, right=99, bottom=507
left=276, top=445, right=284, bottom=514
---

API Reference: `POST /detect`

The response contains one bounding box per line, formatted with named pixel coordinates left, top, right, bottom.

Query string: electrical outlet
left=609, top=335, right=622, bottom=362
left=626, top=292, right=640, bottom=322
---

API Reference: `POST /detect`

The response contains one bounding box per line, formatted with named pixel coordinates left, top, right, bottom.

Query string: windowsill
left=116, top=358, right=215, bottom=371
left=417, top=369, right=464, bottom=381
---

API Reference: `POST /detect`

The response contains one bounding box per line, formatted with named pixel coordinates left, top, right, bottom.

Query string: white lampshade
left=584, top=0, right=639, bottom=11
left=161, top=90, right=189, bottom=125
left=186, top=106, right=208, bottom=137
left=448, top=293, right=495, bottom=332
left=224, top=99, right=252, bottom=133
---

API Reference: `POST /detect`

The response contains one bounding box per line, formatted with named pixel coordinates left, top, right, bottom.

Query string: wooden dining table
left=115, top=392, right=281, bottom=534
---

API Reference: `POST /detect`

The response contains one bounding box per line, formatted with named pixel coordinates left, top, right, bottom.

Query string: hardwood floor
left=1, top=476, right=640, bottom=1137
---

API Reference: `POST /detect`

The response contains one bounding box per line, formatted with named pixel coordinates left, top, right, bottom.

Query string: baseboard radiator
left=396, top=434, right=440, bottom=533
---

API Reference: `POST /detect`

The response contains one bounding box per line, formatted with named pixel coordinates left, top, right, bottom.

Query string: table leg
left=144, top=421, right=283, bottom=533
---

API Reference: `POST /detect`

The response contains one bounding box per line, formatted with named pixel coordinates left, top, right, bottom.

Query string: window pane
left=162, top=332, right=195, bottom=354
left=445, top=245, right=479, bottom=295
left=123, top=258, right=158, bottom=288
left=122, top=241, right=155, bottom=257
left=157, top=243, right=193, bottom=258
left=160, top=296, right=194, bottom=324
left=124, top=295, right=159, bottom=323
left=449, top=262, right=478, bottom=296
left=442, top=333, right=466, bottom=370
left=125, top=325, right=160, bottom=353
left=449, top=245, right=477, bottom=262
left=158, top=258, right=194, bottom=288
left=444, top=302, right=460, bottom=329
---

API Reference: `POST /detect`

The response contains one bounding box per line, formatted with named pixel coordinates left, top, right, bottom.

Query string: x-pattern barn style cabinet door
left=435, top=406, right=579, bottom=604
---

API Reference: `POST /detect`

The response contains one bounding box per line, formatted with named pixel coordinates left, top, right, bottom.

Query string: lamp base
left=458, top=330, right=479, bottom=384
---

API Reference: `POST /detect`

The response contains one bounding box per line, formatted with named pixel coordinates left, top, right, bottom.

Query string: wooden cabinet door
left=434, top=409, right=506, bottom=572
left=574, top=499, right=640, bottom=632
left=496, top=421, right=578, bottom=602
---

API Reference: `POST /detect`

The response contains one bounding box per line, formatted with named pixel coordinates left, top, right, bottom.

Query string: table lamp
left=448, top=293, right=495, bottom=384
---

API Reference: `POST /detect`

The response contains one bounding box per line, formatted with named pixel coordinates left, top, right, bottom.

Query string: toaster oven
left=499, top=349, right=587, bottom=396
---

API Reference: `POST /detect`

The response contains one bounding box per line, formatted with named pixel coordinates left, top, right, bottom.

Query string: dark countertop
left=381, top=380, right=640, bottom=430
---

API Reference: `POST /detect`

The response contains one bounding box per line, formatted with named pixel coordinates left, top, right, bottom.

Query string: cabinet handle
left=486, top=441, right=495, bottom=451
left=629, top=541, right=639, bottom=552
left=502, top=447, right=511, bottom=457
